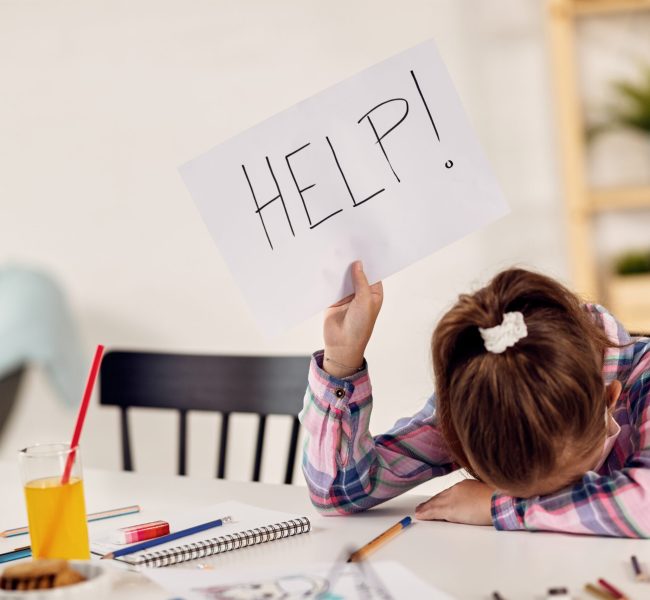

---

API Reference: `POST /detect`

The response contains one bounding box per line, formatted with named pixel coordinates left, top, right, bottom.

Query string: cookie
left=0, top=559, right=85, bottom=591
left=53, top=567, right=85, bottom=587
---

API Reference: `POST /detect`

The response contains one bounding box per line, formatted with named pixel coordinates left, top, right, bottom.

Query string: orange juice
left=24, top=476, right=90, bottom=559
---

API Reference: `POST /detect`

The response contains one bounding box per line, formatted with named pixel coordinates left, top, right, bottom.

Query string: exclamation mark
left=410, top=70, right=453, bottom=169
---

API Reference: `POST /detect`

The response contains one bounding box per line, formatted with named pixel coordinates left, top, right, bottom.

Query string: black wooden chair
left=0, top=365, right=25, bottom=439
left=99, top=351, right=311, bottom=483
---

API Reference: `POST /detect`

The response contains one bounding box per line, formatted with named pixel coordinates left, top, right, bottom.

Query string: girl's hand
left=323, top=261, right=383, bottom=378
left=414, top=480, right=495, bottom=526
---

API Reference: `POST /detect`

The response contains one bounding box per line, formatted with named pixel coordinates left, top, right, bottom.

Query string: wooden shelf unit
left=573, top=0, right=650, bottom=16
left=547, top=0, right=650, bottom=322
left=590, top=186, right=650, bottom=212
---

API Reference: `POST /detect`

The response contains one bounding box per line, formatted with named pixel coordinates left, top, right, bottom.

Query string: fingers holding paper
left=323, top=261, right=383, bottom=378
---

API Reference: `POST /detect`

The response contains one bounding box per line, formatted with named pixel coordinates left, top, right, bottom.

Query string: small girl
left=299, top=263, right=650, bottom=537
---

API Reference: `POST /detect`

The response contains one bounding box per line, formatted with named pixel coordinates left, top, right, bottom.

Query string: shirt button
left=335, top=388, right=345, bottom=399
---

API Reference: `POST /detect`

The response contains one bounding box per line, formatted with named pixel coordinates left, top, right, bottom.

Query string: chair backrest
left=0, top=366, right=25, bottom=439
left=99, top=351, right=310, bottom=483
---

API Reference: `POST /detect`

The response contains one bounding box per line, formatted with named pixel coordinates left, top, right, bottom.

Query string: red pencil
left=597, top=578, right=628, bottom=600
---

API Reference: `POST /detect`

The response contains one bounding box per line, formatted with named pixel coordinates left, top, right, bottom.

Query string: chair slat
left=178, top=409, right=188, bottom=476
left=284, top=416, right=300, bottom=485
left=252, top=415, right=267, bottom=482
left=217, top=413, right=230, bottom=479
left=120, top=407, right=133, bottom=471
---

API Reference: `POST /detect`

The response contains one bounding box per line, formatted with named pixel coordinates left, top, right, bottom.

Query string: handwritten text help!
left=180, top=40, right=509, bottom=335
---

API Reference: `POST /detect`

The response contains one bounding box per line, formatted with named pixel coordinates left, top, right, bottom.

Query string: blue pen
left=101, top=516, right=233, bottom=560
left=0, top=546, right=32, bottom=564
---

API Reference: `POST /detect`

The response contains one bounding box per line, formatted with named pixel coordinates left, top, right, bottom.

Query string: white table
left=1, top=463, right=648, bottom=599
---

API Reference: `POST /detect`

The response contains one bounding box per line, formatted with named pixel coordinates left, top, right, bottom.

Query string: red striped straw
left=61, top=345, right=105, bottom=485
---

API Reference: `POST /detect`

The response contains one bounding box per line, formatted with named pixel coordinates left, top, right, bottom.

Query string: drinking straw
left=61, top=344, right=104, bottom=485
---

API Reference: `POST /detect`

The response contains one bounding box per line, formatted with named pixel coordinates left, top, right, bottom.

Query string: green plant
left=609, top=65, right=650, bottom=134
left=614, top=249, right=650, bottom=276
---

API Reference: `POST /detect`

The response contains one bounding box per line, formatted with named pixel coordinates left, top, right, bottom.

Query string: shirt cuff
left=308, top=350, right=372, bottom=413
left=491, top=492, right=527, bottom=531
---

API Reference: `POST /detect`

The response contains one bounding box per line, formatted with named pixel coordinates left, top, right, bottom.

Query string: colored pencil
left=584, top=583, right=615, bottom=600
left=597, top=578, right=628, bottom=599
left=0, top=505, right=141, bottom=538
left=62, top=344, right=104, bottom=484
left=0, top=546, right=31, bottom=564
left=631, top=555, right=649, bottom=582
left=101, top=515, right=233, bottom=560
left=346, top=516, right=412, bottom=563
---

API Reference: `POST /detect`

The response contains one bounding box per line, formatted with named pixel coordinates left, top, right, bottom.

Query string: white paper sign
left=180, top=39, right=509, bottom=335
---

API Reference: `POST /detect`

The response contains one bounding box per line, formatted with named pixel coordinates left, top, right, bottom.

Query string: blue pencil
left=101, top=515, right=233, bottom=560
left=0, top=546, right=32, bottom=564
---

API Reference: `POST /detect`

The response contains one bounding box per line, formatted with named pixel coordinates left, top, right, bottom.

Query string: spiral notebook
left=90, top=501, right=311, bottom=568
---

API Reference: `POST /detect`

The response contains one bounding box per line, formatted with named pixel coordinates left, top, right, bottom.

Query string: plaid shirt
left=299, top=304, right=650, bottom=537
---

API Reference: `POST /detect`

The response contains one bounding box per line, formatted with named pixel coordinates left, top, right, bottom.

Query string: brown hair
left=432, top=268, right=613, bottom=491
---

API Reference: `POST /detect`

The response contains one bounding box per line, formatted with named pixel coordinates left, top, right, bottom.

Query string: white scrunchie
left=479, top=311, right=528, bottom=354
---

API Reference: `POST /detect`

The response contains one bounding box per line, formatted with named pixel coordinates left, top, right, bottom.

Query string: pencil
left=597, top=578, right=628, bottom=600
left=101, top=515, right=233, bottom=560
left=584, top=583, right=615, bottom=600
left=346, top=516, right=412, bottom=563
left=1, top=505, right=141, bottom=538
left=631, top=555, right=649, bottom=582
left=0, top=546, right=32, bottom=564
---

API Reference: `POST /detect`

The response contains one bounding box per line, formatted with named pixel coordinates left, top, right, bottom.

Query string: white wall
left=1, top=1, right=643, bottom=494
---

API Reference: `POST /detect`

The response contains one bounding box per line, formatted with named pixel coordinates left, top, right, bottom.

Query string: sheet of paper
left=180, top=39, right=509, bottom=335
left=89, top=501, right=305, bottom=559
left=144, top=560, right=455, bottom=599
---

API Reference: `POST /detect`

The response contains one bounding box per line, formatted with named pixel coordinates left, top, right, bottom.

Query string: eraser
left=109, top=520, right=170, bottom=545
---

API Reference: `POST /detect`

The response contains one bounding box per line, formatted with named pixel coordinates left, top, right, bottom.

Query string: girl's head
left=433, top=268, right=619, bottom=498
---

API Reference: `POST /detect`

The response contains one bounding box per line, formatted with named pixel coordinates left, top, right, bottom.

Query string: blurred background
left=1, top=0, right=649, bottom=495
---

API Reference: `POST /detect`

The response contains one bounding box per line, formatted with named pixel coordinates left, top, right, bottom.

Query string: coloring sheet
left=144, top=560, right=455, bottom=599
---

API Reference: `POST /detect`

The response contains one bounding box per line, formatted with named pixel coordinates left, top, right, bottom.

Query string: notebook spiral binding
left=124, top=517, right=311, bottom=568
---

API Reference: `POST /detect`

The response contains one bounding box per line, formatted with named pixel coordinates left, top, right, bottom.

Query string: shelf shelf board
left=607, top=274, right=650, bottom=333
left=589, top=185, right=650, bottom=212
left=571, top=0, right=650, bottom=15
left=572, top=0, right=650, bottom=15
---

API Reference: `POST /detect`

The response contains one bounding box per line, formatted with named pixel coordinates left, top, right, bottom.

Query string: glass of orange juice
left=19, top=443, right=90, bottom=560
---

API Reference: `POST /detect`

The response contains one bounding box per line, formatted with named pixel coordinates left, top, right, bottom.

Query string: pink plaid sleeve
left=299, top=350, right=455, bottom=515
left=491, top=384, right=650, bottom=537
left=492, top=309, right=650, bottom=538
